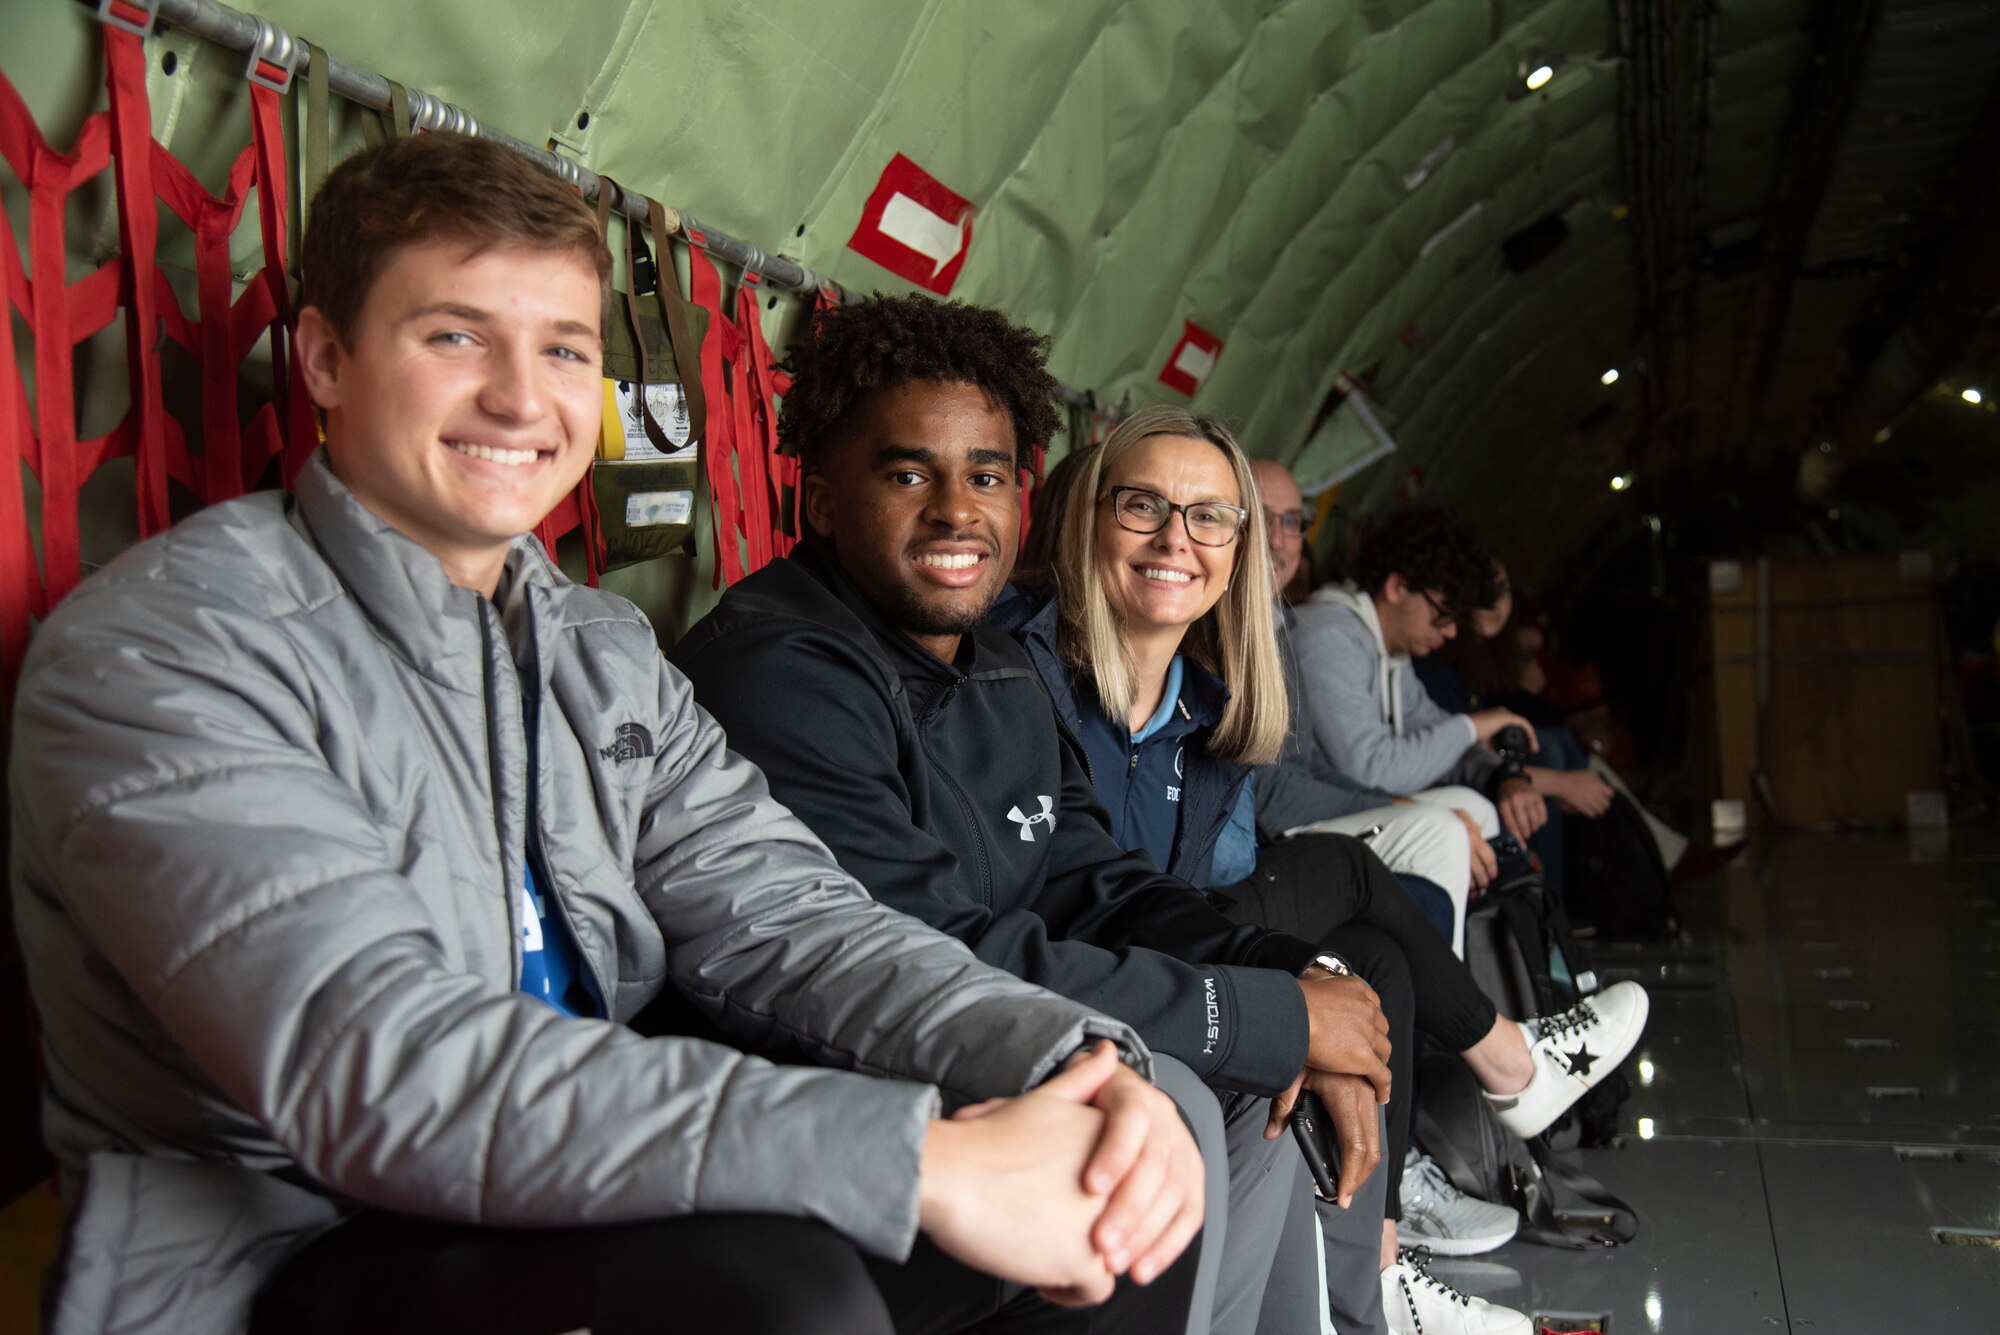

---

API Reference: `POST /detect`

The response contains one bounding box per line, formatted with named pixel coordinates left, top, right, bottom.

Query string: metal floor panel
left=1425, top=829, right=2000, bottom=1333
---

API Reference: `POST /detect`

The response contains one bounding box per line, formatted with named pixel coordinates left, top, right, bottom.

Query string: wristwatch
left=1301, top=952, right=1350, bottom=979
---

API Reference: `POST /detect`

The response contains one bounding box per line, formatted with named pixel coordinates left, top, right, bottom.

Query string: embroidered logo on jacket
left=599, top=722, right=656, bottom=764
left=1203, top=977, right=1221, bottom=1055
left=1006, top=795, right=1057, bottom=841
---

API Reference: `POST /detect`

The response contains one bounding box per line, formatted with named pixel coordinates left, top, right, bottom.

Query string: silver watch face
left=1314, top=954, right=1350, bottom=976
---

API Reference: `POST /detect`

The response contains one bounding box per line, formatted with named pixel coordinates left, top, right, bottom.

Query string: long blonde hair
left=1042, top=406, right=1288, bottom=765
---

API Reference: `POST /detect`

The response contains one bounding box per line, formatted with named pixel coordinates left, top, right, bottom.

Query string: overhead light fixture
left=1964, top=387, right=1984, bottom=405
left=1610, top=474, right=1633, bottom=492
left=1526, top=65, right=1554, bottom=90
left=1601, top=368, right=1620, bottom=385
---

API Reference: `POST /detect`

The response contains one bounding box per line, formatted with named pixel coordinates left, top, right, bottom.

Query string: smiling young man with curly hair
left=673, top=292, right=1406, bottom=1335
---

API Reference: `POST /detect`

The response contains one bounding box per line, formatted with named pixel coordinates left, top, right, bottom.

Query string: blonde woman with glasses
left=996, top=407, right=1645, bottom=1335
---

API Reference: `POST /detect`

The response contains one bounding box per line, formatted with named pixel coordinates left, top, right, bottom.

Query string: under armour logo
left=1007, top=795, right=1056, bottom=842
left=599, top=722, right=656, bottom=764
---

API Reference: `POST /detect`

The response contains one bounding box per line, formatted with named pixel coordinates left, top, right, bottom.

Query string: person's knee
left=1151, top=1053, right=1227, bottom=1163
left=666, top=1218, right=891, bottom=1334
left=1420, top=786, right=1498, bottom=838
left=1328, top=924, right=1414, bottom=1032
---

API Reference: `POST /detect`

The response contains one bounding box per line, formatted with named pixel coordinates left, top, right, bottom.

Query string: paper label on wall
left=1158, top=321, right=1223, bottom=397
left=847, top=153, right=976, bottom=295
left=625, top=490, right=694, bottom=528
left=612, top=380, right=694, bottom=461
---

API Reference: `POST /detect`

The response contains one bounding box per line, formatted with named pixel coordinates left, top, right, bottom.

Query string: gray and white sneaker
left=1396, top=1149, right=1521, bottom=1255
left=1382, top=1248, right=1532, bottom=1335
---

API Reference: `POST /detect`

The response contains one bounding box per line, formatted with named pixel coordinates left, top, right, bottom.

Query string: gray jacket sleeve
left=13, top=579, right=1142, bottom=1261
left=1289, top=607, right=1487, bottom=796
left=1399, top=667, right=1502, bottom=790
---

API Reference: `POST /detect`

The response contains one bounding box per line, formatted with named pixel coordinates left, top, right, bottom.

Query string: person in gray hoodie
left=1289, top=509, right=1610, bottom=846
left=9, top=133, right=1204, bottom=1335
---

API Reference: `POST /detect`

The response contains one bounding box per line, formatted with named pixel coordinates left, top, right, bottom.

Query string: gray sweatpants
left=1155, top=1057, right=1386, bottom=1335
left=1257, top=1108, right=1391, bottom=1335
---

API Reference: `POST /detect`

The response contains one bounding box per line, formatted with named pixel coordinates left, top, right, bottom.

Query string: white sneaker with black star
left=1382, top=1248, right=1532, bottom=1335
left=1486, top=980, right=1650, bottom=1139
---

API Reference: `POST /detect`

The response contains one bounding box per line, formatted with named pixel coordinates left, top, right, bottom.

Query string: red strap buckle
left=243, top=17, right=298, bottom=94
left=96, top=0, right=159, bottom=38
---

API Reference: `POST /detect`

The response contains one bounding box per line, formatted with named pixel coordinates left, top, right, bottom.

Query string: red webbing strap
left=533, top=486, right=597, bottom=588
left=0, top=176, right=34, bottom=687
left=104, top=27, right=172, bottom=537
left=729, top=275, right=773, bottom=572
left=734, top=278, right=795, bottom=562
left=687, top=241, right=745, bottom=586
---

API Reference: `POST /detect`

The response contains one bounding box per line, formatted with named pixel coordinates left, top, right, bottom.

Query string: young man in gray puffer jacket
left=9, top=132, right=1205, bottom=1335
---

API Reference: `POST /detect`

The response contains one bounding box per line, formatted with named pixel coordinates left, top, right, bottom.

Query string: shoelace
left=1409, top=1155, right=1461, bottom=1205
left=1393, top=1247, right=1472, bottom=1332
left=1535, top=998, right=1602, bottom=1045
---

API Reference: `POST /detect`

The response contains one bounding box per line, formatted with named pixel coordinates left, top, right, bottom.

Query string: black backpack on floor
left=1411, top=1051, right=1638, bottom=1250
left=1563, top=792, right=1677, bottom=941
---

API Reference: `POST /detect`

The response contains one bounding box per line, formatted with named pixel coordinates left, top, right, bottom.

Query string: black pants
left=252, top=1208, right=1198, bottom=1335
left=1211, top=832, right=1499, bottom=1219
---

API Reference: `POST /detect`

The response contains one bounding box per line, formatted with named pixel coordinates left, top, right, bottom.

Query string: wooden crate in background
left=1709, top=553, right=1944, bottom=827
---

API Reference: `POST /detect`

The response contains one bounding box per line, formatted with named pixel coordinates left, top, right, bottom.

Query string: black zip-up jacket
left=672, top=540, right=1316, bottom=1094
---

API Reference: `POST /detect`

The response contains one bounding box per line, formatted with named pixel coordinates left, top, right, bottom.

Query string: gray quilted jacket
left=10, top=452, right=1148, bottom=1334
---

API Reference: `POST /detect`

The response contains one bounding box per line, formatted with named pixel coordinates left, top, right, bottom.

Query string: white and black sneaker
left=1486, top=980, right=1650, bottom=1139
left=1396, top=1149, right=1520, bottom=1255
left=1381, top=1247, right=1532, bottom=1335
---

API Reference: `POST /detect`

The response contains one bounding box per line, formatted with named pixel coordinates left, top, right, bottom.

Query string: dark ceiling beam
left=1826, top=93, right=2000, bottom=454
left=1725, top=0, right=1882, bottom=470
left=1614, top=0, right=1714, bottom=489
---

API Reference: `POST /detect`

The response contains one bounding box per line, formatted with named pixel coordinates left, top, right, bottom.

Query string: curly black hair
left=778, top=293, right=1063, bottom=474
left=1352, top=507, right=1498, bottom=616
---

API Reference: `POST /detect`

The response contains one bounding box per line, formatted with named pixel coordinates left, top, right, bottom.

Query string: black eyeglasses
left=1104, top=486, right=1247, bottom=547
left=1420, top=590, right=1461, bottom=629
left=1264, top=508, right=1307, bottom=537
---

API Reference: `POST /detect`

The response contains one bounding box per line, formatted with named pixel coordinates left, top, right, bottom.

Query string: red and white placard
left=847, top=153, right=976, bottom=295
left=1158, top=321, right=1223, bottom=397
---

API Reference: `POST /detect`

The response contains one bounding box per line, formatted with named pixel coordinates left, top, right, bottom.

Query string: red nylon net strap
left=138, top=75, right=298, bottom=505
left=687, top=239, right=745, bottom=586
left=0, top=46, right=121, bottom=689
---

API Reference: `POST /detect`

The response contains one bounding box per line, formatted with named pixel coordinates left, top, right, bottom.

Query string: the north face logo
left=600, top=722, right=656, bottom=764
left=1007, top=795, right=1056, bottom=842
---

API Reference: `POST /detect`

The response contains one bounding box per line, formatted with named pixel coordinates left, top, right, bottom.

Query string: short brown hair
left=301, top=133, right=612, bottom=341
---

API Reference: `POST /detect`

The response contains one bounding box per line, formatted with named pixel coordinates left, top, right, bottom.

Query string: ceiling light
left=1610, top=474, right=1633, bottom=492
left=1526, top=65, right=1554, bottom=90
left=1601, top=368, right=1620, bottom=385
left=1963, top=387, right=1984, bottom=405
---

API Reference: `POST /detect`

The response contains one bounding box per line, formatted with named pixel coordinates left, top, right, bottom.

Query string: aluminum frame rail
left=75, top=0, right=1101, bottom=411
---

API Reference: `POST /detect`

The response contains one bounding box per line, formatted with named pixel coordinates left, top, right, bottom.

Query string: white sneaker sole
left=1395, top=1219, right=1519, bottom=1255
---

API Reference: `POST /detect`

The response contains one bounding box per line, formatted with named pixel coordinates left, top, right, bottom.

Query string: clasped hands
left=1263, top=971, right=1392, bottom=1209
left=918, top=1040, right=1203, bottom=1307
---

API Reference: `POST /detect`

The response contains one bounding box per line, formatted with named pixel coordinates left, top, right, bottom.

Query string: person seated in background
left=9, top=134, right=1206, bottom=1335
left=1411, top=557, right=1615, bottom=899
left=1419, top=562, right=1738, bottom=885
left=1248, top=463, right=1499, bottom=956
left=999, top=410, right=1649, bottom=1331
left=672, top=293, right=1397, bottom=1335
left=1289, top=508, right=1615, bottom=855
